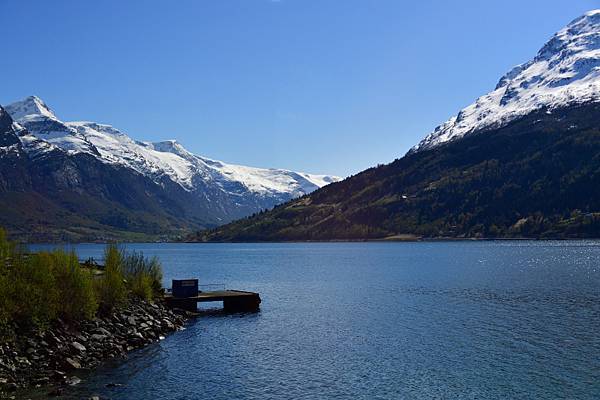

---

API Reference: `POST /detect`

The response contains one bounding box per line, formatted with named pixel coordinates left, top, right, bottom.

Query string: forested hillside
left=196, top=104, right=600, bottom=241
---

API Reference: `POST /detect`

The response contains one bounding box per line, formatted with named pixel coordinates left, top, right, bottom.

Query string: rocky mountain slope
left=197, top=10, right=600, bottom=241
left=0, top=99, right=338, bottom=241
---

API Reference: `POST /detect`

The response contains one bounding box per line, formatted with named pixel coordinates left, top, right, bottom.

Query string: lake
left=27, top=241, right=600, bottom=399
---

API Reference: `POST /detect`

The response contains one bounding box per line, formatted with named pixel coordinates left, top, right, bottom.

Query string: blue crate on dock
left=172, top=279, right=199, bottom=298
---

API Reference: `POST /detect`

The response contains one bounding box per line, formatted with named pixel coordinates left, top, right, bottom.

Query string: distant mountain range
left=0, top=97, right=339, bottom=241
left=197, top=10, right=600, bottom=241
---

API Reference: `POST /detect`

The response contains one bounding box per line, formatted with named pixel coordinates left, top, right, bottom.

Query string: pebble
left=0, top=299, right=187, bottom=392
left=71, top=342, right=87, bottom=352
left=65, top=357, right=82, bottom=370
left=66, top=376, right=82, bottom=386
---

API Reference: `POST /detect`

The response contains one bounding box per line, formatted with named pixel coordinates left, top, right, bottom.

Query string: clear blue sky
left=1, top=0, right=596, bottom=176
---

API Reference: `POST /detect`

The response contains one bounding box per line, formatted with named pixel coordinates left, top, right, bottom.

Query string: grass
left=0, top=228, right=164, bottom=338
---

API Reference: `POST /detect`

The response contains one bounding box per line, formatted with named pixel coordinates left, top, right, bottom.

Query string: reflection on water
left=24, top=241, right=600, bottom=399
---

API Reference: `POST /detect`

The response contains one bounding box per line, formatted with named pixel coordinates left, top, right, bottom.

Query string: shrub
left=0, top=228, right=14, bottom=261
left=0, top=243, right=97, bottom=334
left=95, top=243, right=127, bottom=314
left=48, top=250, right=97, bottom=322
left=123, top=251, right=163, bottom=301
left=0, top=232, right=65, bottom=332
left=0, top=231, right=164, bottom=337
left=0, top=272, right=11, bottom=337
left=0, top=229, right=14, bottom=336
left=10, top=252, right=59, bottom=330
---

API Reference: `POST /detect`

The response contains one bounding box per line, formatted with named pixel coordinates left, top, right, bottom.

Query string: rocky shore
left=0, top=299, right=190, bottom=398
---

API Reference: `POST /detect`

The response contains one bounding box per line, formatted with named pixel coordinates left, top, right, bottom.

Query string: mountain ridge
left=6, top=96, right=339, bottom=196
left=196, top=102, right=600, bottom=241
left=197, top=10, right=600, bottom=242
left=0, top=98, right=339, bottom=241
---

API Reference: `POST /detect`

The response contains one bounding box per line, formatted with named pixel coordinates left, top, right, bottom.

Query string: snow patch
left=412, top=9, right=600, bottom=152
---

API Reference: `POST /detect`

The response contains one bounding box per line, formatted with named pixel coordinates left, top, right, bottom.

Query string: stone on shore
left=71, top=342, right=86, bottom=352
left=0, top=299, right=188, bottom=395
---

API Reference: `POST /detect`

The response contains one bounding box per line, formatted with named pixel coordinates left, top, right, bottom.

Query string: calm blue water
left=28, top=241, right=600, bottom=399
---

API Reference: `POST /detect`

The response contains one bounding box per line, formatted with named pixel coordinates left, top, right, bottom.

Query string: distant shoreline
left=186, top=237, right=600, bottom=244
left=25, top=236, right=600, bottom=245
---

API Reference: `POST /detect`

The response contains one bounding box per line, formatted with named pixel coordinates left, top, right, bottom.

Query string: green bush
left=88, top=244, right=164, bottom=310
left=0, top=273, right=11, bottom=336
left=0, top=229, right=14, bottom=336
left=0, top=231, right=164, bottom=336
left=49, top=250, right=97, bottom=321
left=0, top=228, right=14, bottom=261
left=0, top=243, right=98, bottom=334
left=123, top=251, right=163, bottom=301
left=10, top=252, right=59, bottom=330
left=95, top=243, right=127, bottom=314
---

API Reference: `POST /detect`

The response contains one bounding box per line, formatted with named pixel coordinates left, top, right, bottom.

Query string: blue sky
left=1, top=0, right=596, bottom=176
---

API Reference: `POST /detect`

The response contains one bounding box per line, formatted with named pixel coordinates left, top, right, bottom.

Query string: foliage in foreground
left=122, top=250, right=163, bottom=302
left=0, top=229, right=164, bottom=337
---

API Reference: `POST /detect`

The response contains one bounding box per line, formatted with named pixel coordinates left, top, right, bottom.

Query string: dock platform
left=165, top=290, right=261, bottom=312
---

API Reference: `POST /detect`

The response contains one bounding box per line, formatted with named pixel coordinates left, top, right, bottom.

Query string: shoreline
left=23, top=236, right=600, bottom=246
left=0, top=299, right=191, bottom=397
left=186, top=236, right=600, bottom=244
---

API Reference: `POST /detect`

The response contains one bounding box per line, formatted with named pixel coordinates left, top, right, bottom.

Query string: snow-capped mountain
left=413, top=9, right=600, bottom=152
left=5, top=96, right=339, bottom=215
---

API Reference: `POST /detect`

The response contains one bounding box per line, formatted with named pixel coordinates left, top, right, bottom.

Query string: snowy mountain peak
left=533, top=9, right=600, bottom=65
left=4, top=95, right=57, bottom=121
left=4, top=96, right=340, bottom=209
left=412, top=10, right=600, bottom=152
left=150, top=140, right=185, bottom=154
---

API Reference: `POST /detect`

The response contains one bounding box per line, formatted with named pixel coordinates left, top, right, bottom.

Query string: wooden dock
left=165, top=290, right=261, bottom=312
